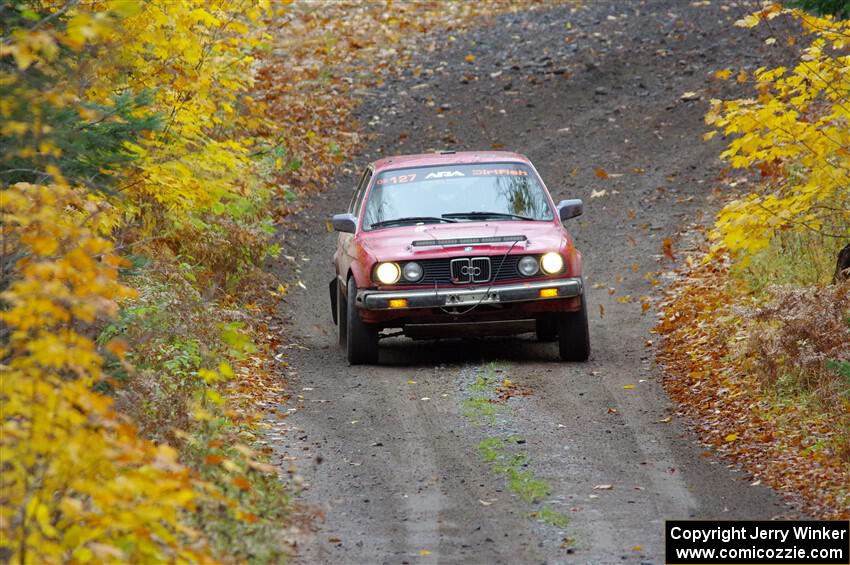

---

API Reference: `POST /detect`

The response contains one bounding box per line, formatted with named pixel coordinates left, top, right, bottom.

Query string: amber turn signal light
left=388, top=298, right=408, bottom=309
left=539, top=288, right=558, bottom=298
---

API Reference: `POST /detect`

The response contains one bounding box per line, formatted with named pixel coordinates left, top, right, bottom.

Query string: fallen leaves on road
left=495, top=378, right=531, bottom=402
left=662, top=238, right=676, bottom=261
left=593, top=484, right=614, bottom=490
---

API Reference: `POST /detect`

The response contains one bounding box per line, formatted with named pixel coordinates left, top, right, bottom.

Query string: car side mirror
left=556, top=199, right=583, bottom=221
left=332, top=213, right=357, bottom=233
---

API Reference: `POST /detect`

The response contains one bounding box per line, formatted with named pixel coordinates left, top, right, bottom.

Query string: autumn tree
left=1, top=1, right=278, bottom=560
left=706, top=4, right=850, bottom=266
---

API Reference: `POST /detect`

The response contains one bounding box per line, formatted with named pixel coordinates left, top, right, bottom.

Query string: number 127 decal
left=375, top=173, right=417, bottom=185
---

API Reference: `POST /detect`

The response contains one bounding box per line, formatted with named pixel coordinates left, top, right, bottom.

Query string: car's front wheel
left=557, top=293, right=590, bottom=362
left=536, top=315, right=558, bottom=342
left=346, top=277, right=379, bottom=365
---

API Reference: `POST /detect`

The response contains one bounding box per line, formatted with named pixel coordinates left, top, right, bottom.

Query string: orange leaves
left=1, top=183, right=134, bottom=333
left=657, top=250, right=850, bottom=519
left=23, top=234, right=59, bottom=256
left=594, top=167, right=609, bottom=179
left=232, top=476, right=251, bottom=491
left=495, top=378, right=530, bottom=402
left=662, top=238, right=676, bottom=262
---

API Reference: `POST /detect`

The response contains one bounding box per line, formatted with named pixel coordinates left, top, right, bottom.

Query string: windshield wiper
left=442, top=211, right=535, bottom=221
left=370, top=216, right=457, bottom=228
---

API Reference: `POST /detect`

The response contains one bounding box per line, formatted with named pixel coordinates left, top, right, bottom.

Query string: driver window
left=349, top=168, right=372, bottom=216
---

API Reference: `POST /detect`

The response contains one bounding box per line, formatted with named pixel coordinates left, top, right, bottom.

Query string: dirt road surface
left=272, top=2, right=800, bottom=563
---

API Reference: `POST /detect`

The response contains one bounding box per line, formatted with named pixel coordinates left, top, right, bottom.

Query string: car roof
left=371, top=151, right=530, bottom=174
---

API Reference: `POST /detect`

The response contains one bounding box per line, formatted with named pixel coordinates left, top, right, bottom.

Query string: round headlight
left=518, top=256, right=539, bottom=276
left=540, top=252, right=564, bottom=274
left=375, top=262, right=401, bottom=284
left=402, top=261, right=423, bottom=282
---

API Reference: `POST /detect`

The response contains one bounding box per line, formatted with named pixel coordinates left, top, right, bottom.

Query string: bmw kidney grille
left=450, top=257, right=492, bottom=284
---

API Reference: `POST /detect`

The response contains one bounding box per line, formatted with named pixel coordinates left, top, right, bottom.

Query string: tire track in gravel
left=271, top=2, right=801, bottom=563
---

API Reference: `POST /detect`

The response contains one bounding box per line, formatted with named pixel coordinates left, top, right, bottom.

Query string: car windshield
left=362, top=163, right=553, bottom=230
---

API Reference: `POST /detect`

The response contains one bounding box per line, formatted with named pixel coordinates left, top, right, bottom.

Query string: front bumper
left=357, top=277, right=583, bottom=310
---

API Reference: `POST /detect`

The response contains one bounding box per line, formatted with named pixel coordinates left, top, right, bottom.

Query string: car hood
left=359, top=220, right=568, bottom=260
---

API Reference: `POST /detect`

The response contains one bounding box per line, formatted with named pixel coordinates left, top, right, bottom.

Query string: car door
left=335, top=167, right=372, bottom=287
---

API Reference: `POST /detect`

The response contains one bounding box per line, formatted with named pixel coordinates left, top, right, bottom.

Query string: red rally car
left=329, top=151, right=589, bottom=365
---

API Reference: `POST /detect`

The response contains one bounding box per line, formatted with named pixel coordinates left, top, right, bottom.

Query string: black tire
left=558, top=293, right=590, bottom=361
left=535, top=315, right=558, bottom=342
left=346, top=277, right=379, bottom=364
left=336, top=278, right=347, bottom=348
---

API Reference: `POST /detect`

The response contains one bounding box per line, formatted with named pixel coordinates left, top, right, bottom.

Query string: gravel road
left=272, top=2, right=800, bottom=563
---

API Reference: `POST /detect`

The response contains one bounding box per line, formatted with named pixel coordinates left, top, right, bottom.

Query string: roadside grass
left=734, top=232, right=850, bottom=463
left=733, top=231, right=843, bottom=295
left=463, top=365, right=570, bottom=530
left=533, top=506, right=572, bottom=528
left=658, top=237, right=850, bottom=518
left=97, top=250, right=294, bottom=560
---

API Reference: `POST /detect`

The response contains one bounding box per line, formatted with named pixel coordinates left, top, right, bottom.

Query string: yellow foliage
left=1, top=0, right=286, bottom=559
left=0, top=183, right=211, bottom=563
left=3, top=0, right=273, bottom=219
left=707, top=8, right=850, bottom=261
left=94, top=0, right=271, bottom=215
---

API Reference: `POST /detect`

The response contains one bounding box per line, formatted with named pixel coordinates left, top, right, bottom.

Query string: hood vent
left=411, top=235, right=527, bottom=247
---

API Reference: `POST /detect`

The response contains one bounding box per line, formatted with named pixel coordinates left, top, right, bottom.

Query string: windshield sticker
left=472, top=168, right=528, bottom=176
left=424, top=170, right=465, bottom=179
left=375, top=173, right=417, bottom=185
left=375, top=166, right=530, bottom=187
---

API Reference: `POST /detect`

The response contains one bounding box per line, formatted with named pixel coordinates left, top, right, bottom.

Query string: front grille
left=450, top=257, right=491, bottom=284
left=472, top=257, right=491, bottom=282
left=396, top=255, right=546, bottom=286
